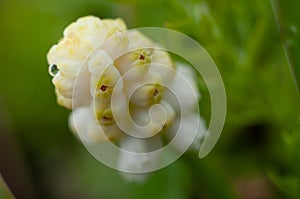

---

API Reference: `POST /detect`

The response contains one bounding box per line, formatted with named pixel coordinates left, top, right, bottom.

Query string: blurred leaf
left=269, top=124, right=300, bottom=199
left=183, top=153, right=238, bottom=199
left=269, top=174, right=300, bottom=199
left=129, top=161, right=192, bottom=199
left=0, top=176, right=14, bottom=199
left=271, top=0, right=300, bottom=93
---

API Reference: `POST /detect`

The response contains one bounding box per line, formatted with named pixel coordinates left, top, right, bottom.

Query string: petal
left=117, top=135, right=162, bottom=181
left=55, top=89, right=72, bottom=109
left=64, top=16, right=109, bottom=48
left=47, top=16, right=116, bottom=78
left=166, top=114, right=206, bottom=152
left=127, top=30, right=154, bottom=51
left=68, top=106, right=92, bottom=142
left=88, top=50, right=113, bottom=75
left=102, top=31, right=129, bottom=60
left=71, top=69, right=92, bottom=108
left=89, top=65, right=122, bottom=99
left=191, top=117, right=207, bottom=150
left=52, top=73, right=75, bottom=98
left=164, top=63, right=200, bottom=114
left=148, top=50, right=175, bottom=85
left=123, top=71, right=161, bottom=99
left=114, top=49, right=151, bottom=77
left=102, top=18, right=127, bottom=32
left=57, top=59, right=83, bottom=78
left=69, top=106, right=122, bottom=143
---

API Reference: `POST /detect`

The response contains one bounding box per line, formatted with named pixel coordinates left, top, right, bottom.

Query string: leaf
left=269, top=173, right=300, bottom=199
left=271, top=0, right=300, bottom=94
left=0, top=176, right=15, bottom=199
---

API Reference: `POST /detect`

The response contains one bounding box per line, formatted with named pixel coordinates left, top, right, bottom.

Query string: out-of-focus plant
left=0, top=176, right=14, bottom=199
left=271, top=0, right=300, bottom=93
left=269, top=120, right=300, bottom=199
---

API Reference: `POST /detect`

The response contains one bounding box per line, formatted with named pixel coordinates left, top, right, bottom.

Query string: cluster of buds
left=47, top=16, right=206, bottom=182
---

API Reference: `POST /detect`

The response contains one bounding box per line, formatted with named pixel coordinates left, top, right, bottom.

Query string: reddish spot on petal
left=153, top=89, right=159, bottom=96
left=100, top=85, right=107, bottom=92
left=139, top=54, right=145, bottom=60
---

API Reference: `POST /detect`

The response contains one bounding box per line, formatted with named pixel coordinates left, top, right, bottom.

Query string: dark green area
left=0, top=0, right=299, bottom=198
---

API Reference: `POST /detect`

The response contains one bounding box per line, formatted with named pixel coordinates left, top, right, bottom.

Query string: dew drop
left=49, top=64, right=59, bottom=76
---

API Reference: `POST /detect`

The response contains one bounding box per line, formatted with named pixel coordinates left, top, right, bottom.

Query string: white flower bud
left=164, top=63, right=200, bottom=114
left=96, top=106, right=114, bottom=125
left=69, top=106, right=122, bottom=143
left=55, top=89, right=72, bottom=109
left=102, top=30, right=129, bottom=59
left=52, top=73, right=74, bottom=98
left=127, top=30, right=154, bottom=50
left=166, top=114, right=206, bottom=152
left=118, top=135, right=162, bottom=180
left=90, top=65, right=121, bottom=100
left=48, top=16, right=206, bottom=183
left=114, top=49, right=152, bottom=79
left=130, top=83, right=163, bottom=106
left=88, top=50, right=113, bottom=75
left=124, top=71, right=162, bottom=105
left=102, top=18, right=127, bottom=33
left=149, top=49, right=175, bottom=84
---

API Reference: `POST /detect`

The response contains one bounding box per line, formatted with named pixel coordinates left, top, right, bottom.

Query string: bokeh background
left=0, top=0, right=299, bottom=198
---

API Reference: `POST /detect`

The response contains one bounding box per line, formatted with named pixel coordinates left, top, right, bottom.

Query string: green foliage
left=269, top=122, right=300, bottom=199
left=271, top=0, right=300, bottom=93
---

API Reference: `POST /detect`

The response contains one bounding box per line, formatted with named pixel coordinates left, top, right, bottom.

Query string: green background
left=0, top=0, right=299, bottom=198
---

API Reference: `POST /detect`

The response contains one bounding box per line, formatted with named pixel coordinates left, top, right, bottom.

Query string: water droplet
left=49, top=64, right=59, bottom=76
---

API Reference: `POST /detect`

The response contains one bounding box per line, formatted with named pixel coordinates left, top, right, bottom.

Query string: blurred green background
left=0, top=0, right=299, bottom=198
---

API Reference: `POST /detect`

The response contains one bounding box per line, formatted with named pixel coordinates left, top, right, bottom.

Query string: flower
left=47, top=16, right=206, bottom=182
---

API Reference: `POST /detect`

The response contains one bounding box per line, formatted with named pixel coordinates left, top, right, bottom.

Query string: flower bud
left=114, top=49, right=152, bottom=78
left=131, top=83, right=164, bottom=106
left=96, top=106, right=114, bottom=125
left=90, top=65, right=121, bottom=99
left=88, top=50, right=113, bottom=75
left=55, top=89, right=72, bottom=109
left=52, top=73, right=74, bottom=98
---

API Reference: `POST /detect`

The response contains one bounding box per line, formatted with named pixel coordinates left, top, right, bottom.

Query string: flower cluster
left=47, top=16, right=206, bottom=182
